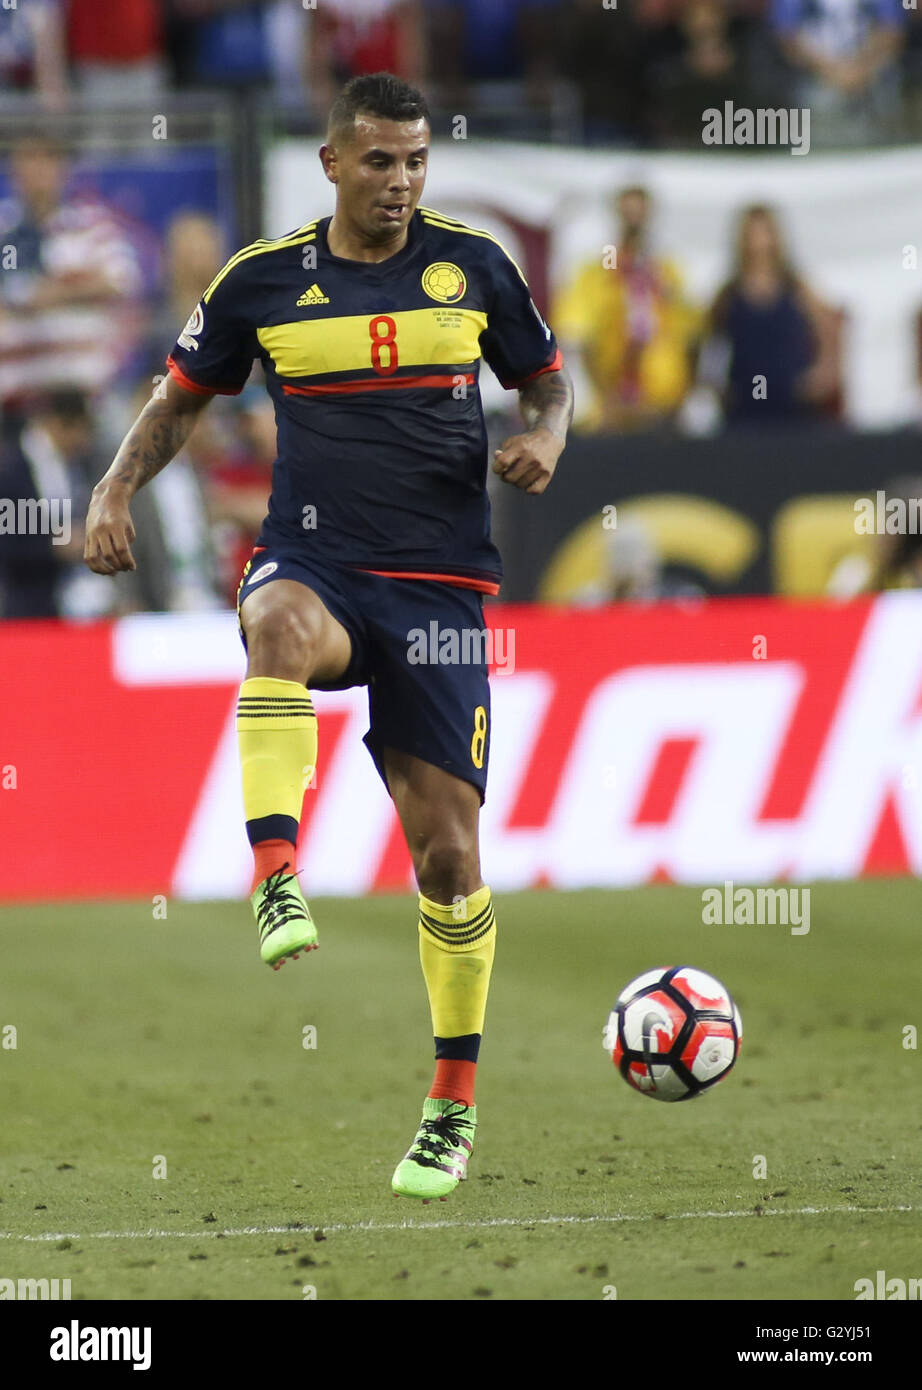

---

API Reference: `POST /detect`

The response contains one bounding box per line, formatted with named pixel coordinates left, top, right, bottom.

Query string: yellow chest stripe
left=256, top=307, right=488, bottom=379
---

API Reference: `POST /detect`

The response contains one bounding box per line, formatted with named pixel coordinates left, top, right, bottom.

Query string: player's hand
left=492, top=426, right=563, bottom=495
left=84, top=482, right=137, bottom=574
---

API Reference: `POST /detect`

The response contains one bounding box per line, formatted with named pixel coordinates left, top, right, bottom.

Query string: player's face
left=325, top=117, right=429, bottom=244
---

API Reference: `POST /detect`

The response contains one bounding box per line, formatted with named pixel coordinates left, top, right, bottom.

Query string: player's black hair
left=327, top=73, right=430, bottom=143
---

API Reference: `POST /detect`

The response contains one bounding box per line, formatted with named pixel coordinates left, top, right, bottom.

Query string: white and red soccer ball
left=603, top=966, right=742, bottom=1102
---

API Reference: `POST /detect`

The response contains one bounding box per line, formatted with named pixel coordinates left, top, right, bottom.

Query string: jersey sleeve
left=166, top=258, right=257, bottom=396
left=478, top=242, right=563, bottom=390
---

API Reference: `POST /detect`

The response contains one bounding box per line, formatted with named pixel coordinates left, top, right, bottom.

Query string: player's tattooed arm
left=517, top=364, right=575, bottom=441
left=84, top=377, right=212, bottom=575
left=492, top=364, right=574, bottom=496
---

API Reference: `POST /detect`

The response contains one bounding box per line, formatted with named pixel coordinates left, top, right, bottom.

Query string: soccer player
left=84, top=73, right=573, bottom=1201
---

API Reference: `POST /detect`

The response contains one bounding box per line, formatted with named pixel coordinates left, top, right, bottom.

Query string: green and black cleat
left=251, top=864, right=318, bottom=970
left=392, top=1098, right=476, bottom=1202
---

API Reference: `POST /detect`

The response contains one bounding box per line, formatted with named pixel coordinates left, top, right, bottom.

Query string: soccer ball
left=602, top=966, right=742, bottom=1102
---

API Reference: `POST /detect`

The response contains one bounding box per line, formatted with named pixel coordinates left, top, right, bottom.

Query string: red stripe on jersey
left=282, top=373, right=474, bottom=397
left=248, top=547, right=498, bottom=596
left=166, top=355, right=245, bottom=397
left=359, top=569, right=500, bottom=595
left=501, top=348, right=564, bottom=390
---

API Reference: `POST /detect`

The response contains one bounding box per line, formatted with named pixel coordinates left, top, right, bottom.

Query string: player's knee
left=414, top=832, right=480, bottom=902
left=244, top=596, right=321, bottom=684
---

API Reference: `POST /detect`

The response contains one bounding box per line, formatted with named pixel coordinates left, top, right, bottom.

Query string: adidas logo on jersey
left=297, top=283, right=330, bottom=306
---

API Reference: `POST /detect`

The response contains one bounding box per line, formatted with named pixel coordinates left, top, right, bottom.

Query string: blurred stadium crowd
left=1, top=1, right=921, bottom=619
left=3, top=1, right=922, bottom=146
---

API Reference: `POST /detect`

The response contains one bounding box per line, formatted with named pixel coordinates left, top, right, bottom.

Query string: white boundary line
left=0, top=1204, right=916, bottom=1243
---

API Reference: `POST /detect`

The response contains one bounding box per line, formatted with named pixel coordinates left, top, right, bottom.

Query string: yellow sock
left=236, top=677, right=317, bottom=854
left=418, top=886, right=496, bottom=1042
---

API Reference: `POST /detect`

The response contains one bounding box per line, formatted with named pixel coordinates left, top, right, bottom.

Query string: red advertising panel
left=1, top=595, right=919, bottom=903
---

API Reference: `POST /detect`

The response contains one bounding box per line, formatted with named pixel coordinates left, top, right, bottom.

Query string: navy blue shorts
left=236, top=548, right=492, bottom=801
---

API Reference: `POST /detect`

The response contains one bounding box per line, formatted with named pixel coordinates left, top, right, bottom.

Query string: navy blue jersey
left=167, top=207, right=562, bottom=593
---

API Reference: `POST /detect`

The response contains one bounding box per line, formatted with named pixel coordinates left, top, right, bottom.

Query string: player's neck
left=327, top=212, right=409, bottom=264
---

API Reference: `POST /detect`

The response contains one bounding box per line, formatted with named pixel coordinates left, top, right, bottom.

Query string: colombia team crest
left=421, top=262, right=466, bottom=304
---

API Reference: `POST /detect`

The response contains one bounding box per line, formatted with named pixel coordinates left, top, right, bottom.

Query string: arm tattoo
left=100, top=395, right=202, bottom=497
left=517, top=366, right=574, bottom=440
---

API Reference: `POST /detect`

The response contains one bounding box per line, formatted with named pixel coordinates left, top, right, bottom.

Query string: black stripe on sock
left=419, top=901, right=493, bottom=928
left=435, top=1033, right=481, bottom=1062
left=237, top=697, right=313, bottom=705
left=237, top=703, right=314, bottom=712
left=419, top=914, right=495, bottom=943
left=236, top=711, right=313, bottom=720
left=419, top=910, right=495, bottom=946
left=419, top=898, right=492, bottom=933
left=237, top=699, right=313, bottom=706
left=246, top=813, right=300, bottom=847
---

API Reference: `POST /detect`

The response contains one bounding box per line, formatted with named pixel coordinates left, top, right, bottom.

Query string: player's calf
left=236, top=670, right=320, bottom=969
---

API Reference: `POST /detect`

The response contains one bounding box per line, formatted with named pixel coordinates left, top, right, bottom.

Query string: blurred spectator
left=869, top=479, right=922, bottom=589
left=0, top=135, right=146, bottom=422
left=770, top=0, right=907, bottom=145
left=66, top=0, right=166, bottom=104
left=906, top=12, right=922, bottom=141
left=562, top=0, right=651, bottom=144
left=139, top=210, right=249, bottom=611
left=631, top=0, right=703, bottom=83
left=634, top=0, right=689, bottom=21
left=0, top=0, right=68, bottom=108
left=573, top=517, right=663, bottom=603
left=167, top=0, right=291, bottom=91
left=649, top=0, right=756, bottom=147
left=114, top=377, right=224, bottom=612
left=0, top=389, right=106, bottom=618
left=0, top=379, right=222, bottom=618
left=310, top=0, right=424, bottom=121
left=914, top=301, right=922, bottom=421
left=570, top=516, right=705, bottom=605
left=704, top=204, right=842, bottom=426
left=263, top=0, right=314, bottom=106
left=828, top=476, right=922, bottom=596
left=206, top=383, right=274, bottom=604
left=145, top=209, right=226, bottom=379
left=552, top=186, right=701, bottom=432
left=164, top=210, right=225, bottom=318
left=147, top=454, right=225, bottom=611
left=426, top=0, right=559, bottom=106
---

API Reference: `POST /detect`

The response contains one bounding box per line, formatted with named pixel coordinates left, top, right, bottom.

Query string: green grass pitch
left=1, top=881, right=919, bottom=1301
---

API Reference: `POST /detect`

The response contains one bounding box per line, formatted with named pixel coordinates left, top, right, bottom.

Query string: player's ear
left=319, top=144, right=338, bottom=185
